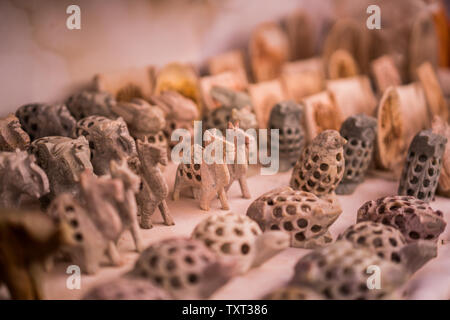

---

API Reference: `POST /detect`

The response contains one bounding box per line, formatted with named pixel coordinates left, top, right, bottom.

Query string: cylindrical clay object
left=398, top=129, right=447, bottom=202
left=336, top=114, right=377, bottom=195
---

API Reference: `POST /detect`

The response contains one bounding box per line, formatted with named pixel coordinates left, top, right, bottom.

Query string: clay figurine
left=336, top=114, right=377, bottom=195
left=207, top=49, right=248, bottom=88
left=431, top=116, right=450, bottom=197
left=290, top=240, right=409, bottom=300
left=192, top=212, right=289, bottom=274
left=0, top=114, right=30, bottom=151
left=398, top=130, right=447, bottom=202
left=268, top=101, right=305, bottom=172
left=290, top=130, right=346, bottom=196
left=0, top=149, right=49, bottom=208
left=16, top=103, right=76, bottom=140
left=247, top=187, right=342, bottom=249
left=357, top=195, right=447, bottom=243
left=83, top=277, right=171, bottom=300
left=75, top=115, right=136, bottom=176
left=66, top=90, right=117, bottom=120
left=339, top=221, right=438, bottom=273
left=327, top=49, right=359, bottom=79
left=30, top=136, right=93, bottom=202
left=133, top=137, right=174, bottom=229
left=284, top=9, right=315, bottom=61
left=173, top=132, right=233, bottom=211
left=0, top=208, right=76, bottom=299
left=370, top=55, right=402, bottom=93
left=128, top=238, right=235, bottom=299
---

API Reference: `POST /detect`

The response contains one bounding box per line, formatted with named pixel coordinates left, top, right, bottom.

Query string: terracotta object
left=192, top=212, right=289, bottom=274
left=249, top=22, right=290, bottom=82
left=327, top=49, right=359, bottom=79
left=375, top=83, right=430, bottom=173
left=326, top=76, right=377, bottom=121
left=357, top=195, right=447, bottom=243
left=336, top=114, right=377, bottom=195
left=290, top=130, right=346, bottom=196
left=208, top=49, right=248, bottom=83
left=267, top=101, right=305, bottom=171
left=129, top=238, right=235, bottom=299
left=0, top=208, right=75, bottom=299
left=133, top=137, right=174, bottom=229
left=154, top=62, right=201, bottom=112
left=247, top=187, right=342, bottom=249
left=151, top=90, right=199, bottom=153
left=248, top=79, right=286, bottom=129
left=290, top=240, right=409, bottom=300
left=0, top=114, right=30, bottom=151
left=398, top=130, right=447, bottom=202
left=93, top=66, right=155, bottom=102
left=284, top=10, right=315, bottom=61
left=47, top=193, right=108, bottom=274
left=417, top=61, right=449, bottom=121
left=301, top=91, right=342, bottom=142
left=173, top=132, right=233, bottom=211
left=83, top=278, right=171, bottom=300
left=66, top=90, right=117, bottom=120
left=30, top=136, right=93, bottom=201
left=281, top=58, right=325, bottom=103
left=339, top=221, right=438, bottom=273
left=0, top=149, right=49, bottom=208
left=370, top=55, right=402, bottom=93
left=16, top=103, right=76, bottom=140
left=264, top=286, right=324, bottom=300
left=431, top=116, right=450, bottom=196
left=75, top=116, right=136, bottom=176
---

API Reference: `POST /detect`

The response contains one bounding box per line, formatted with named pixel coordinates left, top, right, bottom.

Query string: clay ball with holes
left=290, top=130, right=346, bottom=196
left=129, top=238, right=234, bottom=299
left=290, top=240, right=408, bottom=300
left=357, top=196, right=446, bottom=243
left=264, top=286, right=324, bottom=300
left=247, top=187, right=342, bottom=249
left=83, top=277, right=171, bottom=300
left=192, top=212, right=289, bottom=274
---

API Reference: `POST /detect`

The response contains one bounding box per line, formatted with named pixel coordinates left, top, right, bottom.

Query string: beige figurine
left=0, top=114, right=30, bottom=151
left=290, top=130, right=346, bottom=196
left=192, top=212, right=289, bottom=274
left=249, top=22, right=290, bottom=82
left=207, top=49, right=248, bottom=88
left=327, top=49, right=360, bottom=79
left=432, top=116, right=450, bottom=197
left=370, top=55, right=402, bottom=94
left=247, top=187, right=342, bottom=249
left=0, top=149, right=49, bottom=208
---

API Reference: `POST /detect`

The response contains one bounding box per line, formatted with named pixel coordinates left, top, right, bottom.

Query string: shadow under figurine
left=336, top=114, right=377, bottom=195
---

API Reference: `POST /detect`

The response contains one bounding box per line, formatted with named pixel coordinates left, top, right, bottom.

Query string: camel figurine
left=173, top=130, right=233, bottom=211
left=132, top=137, right=174, bottom=229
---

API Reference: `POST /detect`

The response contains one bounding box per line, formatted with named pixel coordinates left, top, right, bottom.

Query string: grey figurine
left=66, top=90, right=117, bottom=120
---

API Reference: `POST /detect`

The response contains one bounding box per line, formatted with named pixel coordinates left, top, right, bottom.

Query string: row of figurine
left=1, top=189, right=446, bottom=300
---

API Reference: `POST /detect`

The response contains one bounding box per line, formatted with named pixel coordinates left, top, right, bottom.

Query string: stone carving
left=16, top=103, right=76, bottom=140
left=66, top=90, right=117, bottom=120
left=0, top=114, right=30, bottom=151
left=398, top=130, right=446, bottom=202
left=133, top=137, right=174, bottom=229
left=357, top=195, right=447, bottom=243
left=290, top=240, right=409, bottom=300
left=431, top=116, right=450, bottom=197
left=83, top=278, right=171, bottom=300
left=339, top=221, right=438, bottom=273
left=247, top=187, right=342, bottom=249
left=0, top=150, right=49, bottom=208
left=129, top=238, right=235, bottom=299
left=336, top=114, right=377, bottom=195
left=0, top=208, right=76, bottom=299
left=30, top=136, right=93, bottom=202
left=268, top=101, right=305, bottom=172
left=290, top=130, right=346, bottom=196
left=75, top=116, right=136, bottom=176
left=192, top=212, right=289, bottom=274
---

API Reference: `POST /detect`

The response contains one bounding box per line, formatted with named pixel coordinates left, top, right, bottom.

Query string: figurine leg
left=218, top=188, right=230, bottom=210
left=29, top=262, right=45, bottom=300
left=158, top=200, right=175, bottom=226
left=199, top=188, right=211, bottom=211
left=172, top=176, right=182, bottom=201
left=239, top=177, right=251, bottom=199
left=107, top=241, right=123, bottom=266
left=130, top=218, right=144, bottom=252
left=140, top=201, right=156, bottom=229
